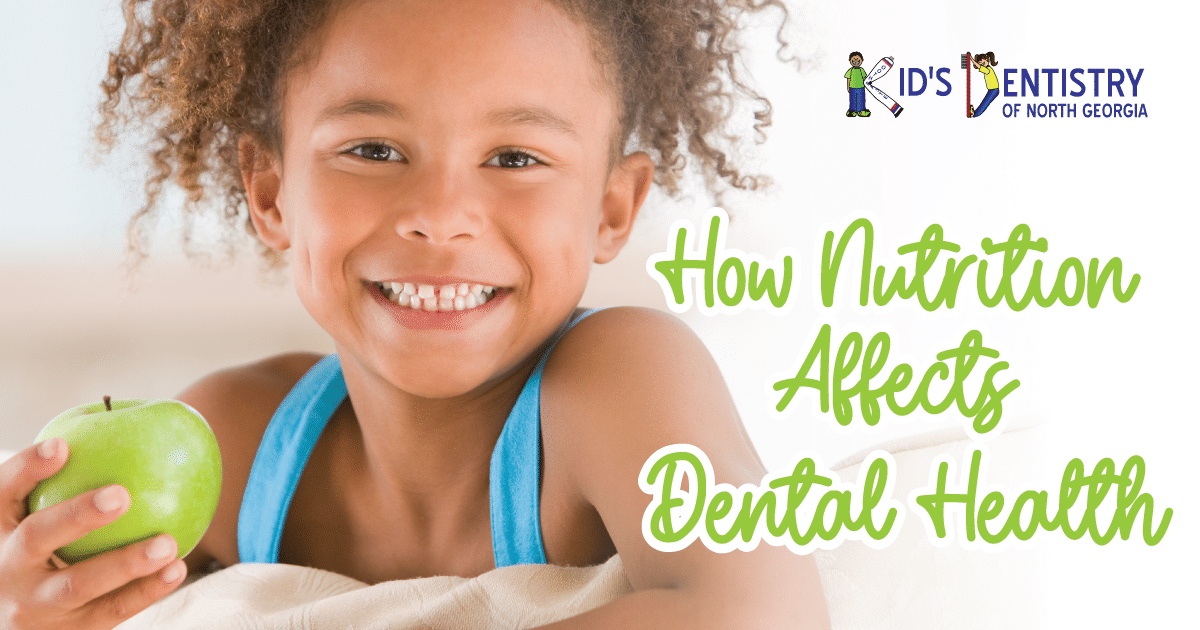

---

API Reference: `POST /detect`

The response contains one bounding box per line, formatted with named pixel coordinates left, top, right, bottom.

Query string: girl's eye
left=346, top=143, right=403, bottom=162
left=486, top=150, right=542, bottom=169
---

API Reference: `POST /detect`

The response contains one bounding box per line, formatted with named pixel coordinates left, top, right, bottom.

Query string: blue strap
left=490, top=308, right=601, bottom=567
left=237, top=354, right=347, bottom=563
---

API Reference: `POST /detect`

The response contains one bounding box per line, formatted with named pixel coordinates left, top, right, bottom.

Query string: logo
left=841, top=50, right=1147, bottom=119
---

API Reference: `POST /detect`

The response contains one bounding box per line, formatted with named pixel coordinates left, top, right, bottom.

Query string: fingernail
left=94, top=486, right=126, bottom=513
left=38, top=438, right=59, bottom=459
left=162, top=563, right=185, bottom=583
left=146, top=536, right=173, bottom=561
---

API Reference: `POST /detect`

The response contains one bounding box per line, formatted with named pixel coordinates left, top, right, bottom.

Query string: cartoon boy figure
left=845, top=52, right=870, bottom=117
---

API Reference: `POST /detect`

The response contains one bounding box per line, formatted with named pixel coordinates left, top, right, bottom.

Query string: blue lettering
left=908, top=68, right=928, bottom=96
left=1070, top=69, right=1086, bottom=97
left=1021, top=69, right=1039, bottom=97
left=1108, top=69, right=1125, bottom=97
left=936, top=68, right=952, bottom=95
left=1127, top=69, right=1144, bottom=97
left=1003, top=69, right=1018, bottom=97
left=1087, top=69, right=1104, bottom=96
left=1042, top=69, right=1059, bottom=96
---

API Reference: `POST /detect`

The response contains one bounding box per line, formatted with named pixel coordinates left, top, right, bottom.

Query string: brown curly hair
left=96, top=0, right=793, bottom=271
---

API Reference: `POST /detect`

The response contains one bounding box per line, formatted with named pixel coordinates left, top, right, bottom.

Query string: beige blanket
left=12, top=426, right=1076, bottom=629
left=121, top=556, right=631, bottom=630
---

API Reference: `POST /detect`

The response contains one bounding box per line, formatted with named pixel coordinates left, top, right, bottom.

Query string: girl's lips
left=372, top=275, right=499, bottom=286
left=367, top=281, right=508, bottom=330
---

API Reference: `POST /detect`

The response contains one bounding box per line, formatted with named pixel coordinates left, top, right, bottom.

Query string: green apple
left=26, top=396, right=222, bottom=564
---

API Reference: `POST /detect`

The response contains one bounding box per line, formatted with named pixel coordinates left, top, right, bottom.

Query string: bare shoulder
left=555, top=306, right=708, bottom=365
left=543, top=306, right=760, bottom=471
left=177, top=352, right=325, bottom=574
left=544, top=306, right=720, bottom=397
left=539, top=306, right=764, bottom=543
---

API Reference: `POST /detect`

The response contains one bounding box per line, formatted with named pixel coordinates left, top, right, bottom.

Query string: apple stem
left=103, top=395, right=112, bottom=412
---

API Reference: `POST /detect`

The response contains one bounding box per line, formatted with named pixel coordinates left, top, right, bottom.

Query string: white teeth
left=376, top=281, right=498, bottom=313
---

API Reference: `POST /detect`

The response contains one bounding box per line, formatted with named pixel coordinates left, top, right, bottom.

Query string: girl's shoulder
left=537, top=307, right=776, bottom=584
left=539, top=305, right=764, bottom=512
left=542, top=306, right=740, bottom=441
left=176, top=352, right=326, bottom=573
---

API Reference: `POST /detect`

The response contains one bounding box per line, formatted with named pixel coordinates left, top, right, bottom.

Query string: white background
left=1, top=0, right=1196, bottom=626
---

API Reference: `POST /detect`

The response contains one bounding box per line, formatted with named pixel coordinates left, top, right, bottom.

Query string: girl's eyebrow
left=313, top=98, right=577, bottom=140
left=485, top=106, right=578, bottom=140
left=315, top=98, right=407, bottom=125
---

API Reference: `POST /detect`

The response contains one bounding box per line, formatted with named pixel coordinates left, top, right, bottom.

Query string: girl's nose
left=393, top=163, right=483, bottom=245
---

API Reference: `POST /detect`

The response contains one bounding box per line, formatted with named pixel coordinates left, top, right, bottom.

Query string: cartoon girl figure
left=969, top=52, right=1000, bottom=117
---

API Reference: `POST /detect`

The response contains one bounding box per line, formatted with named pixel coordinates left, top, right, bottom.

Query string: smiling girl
left=0, top=0, right=829, bottom=628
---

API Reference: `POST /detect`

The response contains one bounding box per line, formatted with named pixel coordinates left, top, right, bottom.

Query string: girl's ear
left=240, top=135, right=290, bottom=251
left=595, top=152, right=654, bottom=264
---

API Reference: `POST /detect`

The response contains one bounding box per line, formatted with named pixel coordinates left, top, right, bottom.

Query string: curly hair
left=96, top=0, right=793, bottom=271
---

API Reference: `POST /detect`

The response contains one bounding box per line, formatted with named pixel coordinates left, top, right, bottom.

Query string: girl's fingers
left=76, top=559, right=187, bottom=628
left=30, top=534, right=179, bottom=612
left=0, top=439, right=68, bottom=530
left=9, top=485, right=129, bottom=566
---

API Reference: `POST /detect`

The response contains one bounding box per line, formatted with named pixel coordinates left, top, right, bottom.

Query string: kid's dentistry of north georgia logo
left=842, top=51, right=1147, bottom=119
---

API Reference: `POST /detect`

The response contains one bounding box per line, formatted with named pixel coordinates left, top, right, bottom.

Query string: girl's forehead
left=283, top=0, right=616, bottom=139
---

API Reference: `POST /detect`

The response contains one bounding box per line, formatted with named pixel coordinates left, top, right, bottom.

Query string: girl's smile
left=366, top=279, right=508, bottom=331
left=244, top=0, right=650, bottom=398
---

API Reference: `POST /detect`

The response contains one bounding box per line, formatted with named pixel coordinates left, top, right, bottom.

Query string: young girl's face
left=250, top=0, right=645, bottom=396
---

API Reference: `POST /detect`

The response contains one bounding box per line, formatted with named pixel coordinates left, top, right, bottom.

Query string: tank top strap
left=490, top=307, right=605, bottom=567
left=237, top=354, right=347, bottom=563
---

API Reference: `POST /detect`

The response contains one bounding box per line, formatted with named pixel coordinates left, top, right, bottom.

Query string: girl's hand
left=0, top=438, right=187, bottom=629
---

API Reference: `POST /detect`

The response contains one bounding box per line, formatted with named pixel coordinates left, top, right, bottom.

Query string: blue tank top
left=237, top=309, right=600, bottom=568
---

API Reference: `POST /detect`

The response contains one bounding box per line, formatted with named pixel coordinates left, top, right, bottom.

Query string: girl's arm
left=538, top=308, right=830, bottom=630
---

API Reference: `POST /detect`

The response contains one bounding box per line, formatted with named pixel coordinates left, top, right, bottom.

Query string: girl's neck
left=334, top=347, right=541, bottom=503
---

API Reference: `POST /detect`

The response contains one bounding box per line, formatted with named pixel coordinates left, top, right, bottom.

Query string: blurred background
left=1, top=0, right=1197, bottom=623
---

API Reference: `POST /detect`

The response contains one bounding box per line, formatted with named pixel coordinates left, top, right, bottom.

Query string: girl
left=969, top=51, right=1000, bottom=117
left=0, top=0, right=829, bottom=628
